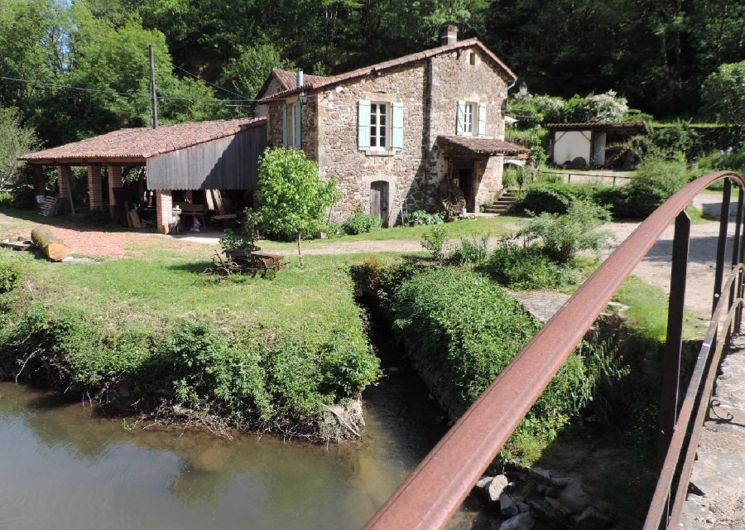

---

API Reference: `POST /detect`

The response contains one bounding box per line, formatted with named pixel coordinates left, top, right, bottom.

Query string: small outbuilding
left=547, top=122, right=647, bottom=169
left=20, top=118, right=266, bottom=233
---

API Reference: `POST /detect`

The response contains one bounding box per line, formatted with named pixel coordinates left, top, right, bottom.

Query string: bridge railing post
left=713, top=179, right=732, bottom=315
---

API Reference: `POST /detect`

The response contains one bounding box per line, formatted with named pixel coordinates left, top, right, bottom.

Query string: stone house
left=256, top=24, right=528, bottom=226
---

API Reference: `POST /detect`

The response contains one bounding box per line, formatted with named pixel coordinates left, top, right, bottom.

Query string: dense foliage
left=389, top=268, right=616, bottom=462
left=0, top=107, right=38, bottom=188
left=486, top=242, right=576, bottom=290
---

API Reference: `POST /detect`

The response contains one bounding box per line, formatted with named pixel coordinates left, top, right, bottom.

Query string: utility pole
left=148, top=44, right=158, bottom=129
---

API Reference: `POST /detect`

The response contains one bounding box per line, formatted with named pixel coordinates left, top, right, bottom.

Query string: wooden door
left=370, top=181, right=389, bottom=225
left=458, top=167, right=475, bottom=213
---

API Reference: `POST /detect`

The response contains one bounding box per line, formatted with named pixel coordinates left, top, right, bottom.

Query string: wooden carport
left=20, top=117, right=267, bottom=233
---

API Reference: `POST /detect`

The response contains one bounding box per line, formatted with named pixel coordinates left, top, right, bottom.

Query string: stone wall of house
left=265, top=43, right=512, bottom=223
left=428, top=48, right=510, bottom=210
left=316, top=63, right=428, bottom=226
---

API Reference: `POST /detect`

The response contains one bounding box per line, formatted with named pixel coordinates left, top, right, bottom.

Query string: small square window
left=469, top=52, right=476, bottom=65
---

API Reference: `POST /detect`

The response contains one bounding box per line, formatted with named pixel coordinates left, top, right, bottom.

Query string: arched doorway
left=370, top=181, right=389, bottom=225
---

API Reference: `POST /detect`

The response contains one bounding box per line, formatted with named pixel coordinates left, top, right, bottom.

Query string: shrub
left=0, top=191, right=11, bottom=206
left=420, top=226, right=448, bottom=262
left=342, top=211, right=382, bottom=235
left=404, top=209, right=444, bottom=226
left=450, top=234, right=490, bottom=265
left=323, top=222, right=345, bottom=238
left=518, top=201, right=613, bottom=263
left=219, top=223, right=259, bottom=254
left=390, top=268, right=601, bottom=461
left=486, top=241, right=576, bottom=289
left=518, top=182, right=600, bottom=214
left=0, top=263, right=20, bottom=294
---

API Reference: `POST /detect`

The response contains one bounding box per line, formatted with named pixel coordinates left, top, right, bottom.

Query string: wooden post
left=58, top=165, right=75, bottom=214
left=107, top=165, right=123, bottom=218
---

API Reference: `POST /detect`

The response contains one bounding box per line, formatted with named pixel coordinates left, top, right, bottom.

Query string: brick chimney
left=440, top=22, right=458, bottom=45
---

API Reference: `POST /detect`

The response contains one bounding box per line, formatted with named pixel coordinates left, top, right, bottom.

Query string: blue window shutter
left=293, top=103, right=302, bottom=148
left=456, top=100, right=466, bottom=136
left=282, top=104, right=288, bottom=147
left=358, top=99, right=371, bottom=149
left=392, top=102, right=404, bottom=151
left=478, top=103, right=487, bottom=137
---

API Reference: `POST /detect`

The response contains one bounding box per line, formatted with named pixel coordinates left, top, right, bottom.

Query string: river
left=0, top=367, right=458, bottom=530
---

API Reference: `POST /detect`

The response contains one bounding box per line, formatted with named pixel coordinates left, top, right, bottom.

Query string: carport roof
left=20, top=117, right=266, bottom=165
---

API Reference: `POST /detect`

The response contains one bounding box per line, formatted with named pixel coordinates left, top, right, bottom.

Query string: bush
left=404, top=209, right=444, bottom=226
left=518, top=182, right=601, bottom=214
left=219, top=224, right=259, bottom=254
left=342, top=211, right=382, bottom=235
left=518, top=201, right=613, bottom=263
left=390, top=268, right=602, bottom=461
left=0, top=191, right=12, bottom=206
left=0, top=263, right=20, bottom=293
left=450, top=234, right=489, bottom=265
left=486, top=241, right=576, bottom=289
left=421, top=226, right=448, bottom=262
left=517, top=201, right=612, bottom=264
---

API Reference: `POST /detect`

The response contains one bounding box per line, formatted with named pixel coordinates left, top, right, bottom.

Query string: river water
left=0, top=368, right=453, bottom=530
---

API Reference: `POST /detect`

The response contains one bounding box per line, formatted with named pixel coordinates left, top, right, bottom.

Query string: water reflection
left=0, top=368, right=447, bottom=530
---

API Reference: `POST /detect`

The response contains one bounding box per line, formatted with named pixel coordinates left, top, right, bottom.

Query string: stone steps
left=482, top=191, right=518, bottom=215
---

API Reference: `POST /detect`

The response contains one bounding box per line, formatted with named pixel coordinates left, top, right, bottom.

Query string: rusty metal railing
left=363, top=171, right=745, bottom=530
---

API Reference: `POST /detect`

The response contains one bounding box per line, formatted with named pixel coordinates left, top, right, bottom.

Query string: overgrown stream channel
left=0, top=312, right=457, bottom=530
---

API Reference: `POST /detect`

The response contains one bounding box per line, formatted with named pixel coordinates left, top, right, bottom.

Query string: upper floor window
left=457, top=100, right=487, bottom=137
left=282, top=101, right=302, bottom=148
left=370, top=103, right=387, bottom=148
left=359, top=100, right=404, bottom=152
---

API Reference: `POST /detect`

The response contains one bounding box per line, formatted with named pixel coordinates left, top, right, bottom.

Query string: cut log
left=31, top=228, right=70, bottom=262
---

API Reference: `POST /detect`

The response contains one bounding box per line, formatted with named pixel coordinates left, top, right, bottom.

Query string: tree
left=221, top=44, right=295, bottom=101
left=250, top=148, right=340, bottom=266
left=701, top=61, right=745, bottom=130
left=0, top=107, right=39, bottom=188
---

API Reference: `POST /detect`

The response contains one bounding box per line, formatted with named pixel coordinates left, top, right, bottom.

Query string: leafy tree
left=250, top=148, right=340, bottom=266
left=702, top=61, right=745, bottom=130
left=0, top=107, right=39, bottom=188
left=221, top=44, right=295, bottom=101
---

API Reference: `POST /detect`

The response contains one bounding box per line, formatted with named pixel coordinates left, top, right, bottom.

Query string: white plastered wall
left=553, top=130, right=591, bottom=165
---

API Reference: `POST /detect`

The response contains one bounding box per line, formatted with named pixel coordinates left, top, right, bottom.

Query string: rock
left=499, top=512, right=535, bottom=530
left=516, top=502, right=530, bottom=513
left=575, top=506, right=613, bottom=530
left=530, top=467, right=553, bottom=485
left=500, top=493, right=519, bottom=517
left=557, top=480, right=592, bottom=513
left=488, top=474, right=510, bottom=502
left=529, top=497, right=572, bottom=526
left=476, top=476, right=494, bottom=489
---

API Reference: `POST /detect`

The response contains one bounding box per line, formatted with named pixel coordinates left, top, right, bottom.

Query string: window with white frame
left=457, top=100, right=487, bottom=137
left=359, top=100, right=404, bottom=152
left=370, top=103, right=387, bottom=148
left=463, top=102, right=475, bottom=135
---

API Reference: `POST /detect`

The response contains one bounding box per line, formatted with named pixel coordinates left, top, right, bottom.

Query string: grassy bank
left=0, top=248, right=381, bottom=440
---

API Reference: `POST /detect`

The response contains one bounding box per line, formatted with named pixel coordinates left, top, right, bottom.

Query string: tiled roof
left=257, top=38, right=517, bottom=103
left=272, top=69, right=328, bottom=91
left=20, top=118, right=266, bottom=164
left=437, top=135, right=530, bottom=156
left=546, top=122, right=648, bottom=132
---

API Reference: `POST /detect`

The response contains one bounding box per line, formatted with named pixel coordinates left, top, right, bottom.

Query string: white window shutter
left=392, top=102, right=404, bottom=151
left=478, top=103, right=487, bottom=137
left=293, top=103, right=302, bottom=148
left=282, top=104, right=288, bottom=147
left=358, top=99, right=371, bottom=149
left=456, top=100, right=466, bottom=136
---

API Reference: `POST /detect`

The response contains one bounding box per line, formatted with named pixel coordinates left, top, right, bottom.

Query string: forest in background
left=1, top=0, right=744, bottom=151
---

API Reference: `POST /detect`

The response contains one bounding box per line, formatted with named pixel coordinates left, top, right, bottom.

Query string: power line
left=172, top=63, right=250, bottom=100
left=0, top=74, right=254, bottom=105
